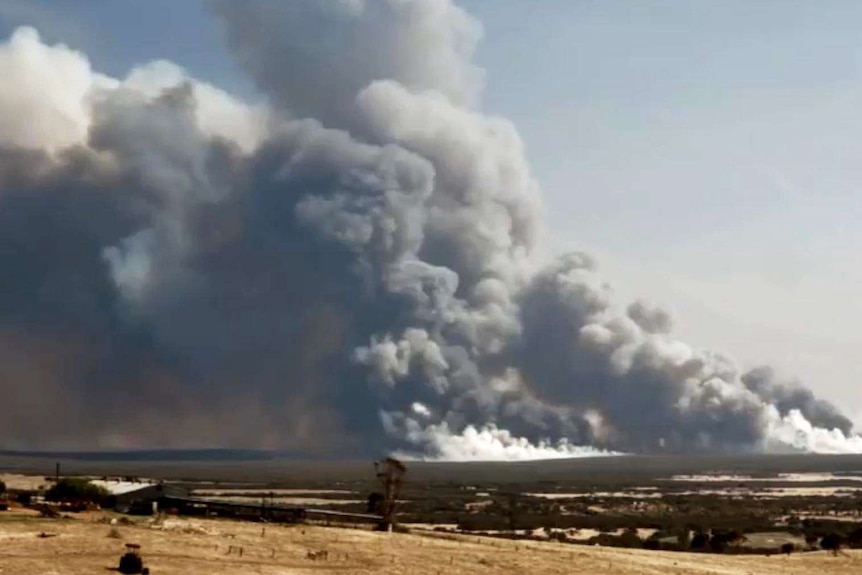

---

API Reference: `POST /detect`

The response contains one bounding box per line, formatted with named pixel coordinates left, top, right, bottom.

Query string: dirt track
left=0, top=512, right=859, bottom=574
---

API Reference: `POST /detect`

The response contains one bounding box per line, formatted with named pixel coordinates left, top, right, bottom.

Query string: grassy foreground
left=0, top=510, right=860, bottom=575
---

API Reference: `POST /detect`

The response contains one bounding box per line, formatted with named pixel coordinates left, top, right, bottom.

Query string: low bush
left=45, top=478, right=109, bottom=504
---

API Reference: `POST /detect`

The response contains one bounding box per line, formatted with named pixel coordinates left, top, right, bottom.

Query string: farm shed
left=91, top=479, right=188, bottom=514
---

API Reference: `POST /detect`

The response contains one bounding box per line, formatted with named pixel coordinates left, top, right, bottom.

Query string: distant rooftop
left=89, top=479, right=157, bottom=496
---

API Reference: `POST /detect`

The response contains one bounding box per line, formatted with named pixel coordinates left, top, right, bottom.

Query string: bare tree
left=374, top=457, right=406, bottom=530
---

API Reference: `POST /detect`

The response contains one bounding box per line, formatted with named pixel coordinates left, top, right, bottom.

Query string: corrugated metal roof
left=89, top=480, right=157, bottom=496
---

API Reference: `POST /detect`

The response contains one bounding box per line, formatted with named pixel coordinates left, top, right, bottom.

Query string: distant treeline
left=0, top=449, right=278, bottom=462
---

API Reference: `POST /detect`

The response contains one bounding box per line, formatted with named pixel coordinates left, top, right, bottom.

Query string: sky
left=1, top=1, right=860, bottom=432
left=464, top=2, right=862, bottom=425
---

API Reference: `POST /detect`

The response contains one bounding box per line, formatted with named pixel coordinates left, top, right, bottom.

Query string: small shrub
left=45, top=478, right=108, bottom=504
left=708, top=537, right=726, bottom=553
left=548, top=530, right=568, bottom=542
left=690, top=532, right=709, bottom=550
left=820, top=533, right=844, bottom=554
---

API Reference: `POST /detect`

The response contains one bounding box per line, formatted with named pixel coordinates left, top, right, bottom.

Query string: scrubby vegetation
left=45, top=478, right=109, bottom=504
left=389, top=479, right=862, bottom=556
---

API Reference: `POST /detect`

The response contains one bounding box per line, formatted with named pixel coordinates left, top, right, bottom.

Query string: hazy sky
left=2, top=0, right=860, bottom=423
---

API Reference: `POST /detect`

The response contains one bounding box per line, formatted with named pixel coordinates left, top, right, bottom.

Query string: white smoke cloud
left=121, top=60, right=270, bottom=152
left=1, top=1, right=861, bottom=461
left=0, top=27, right=110, bottom=150
left=102, top=230, right=157, bottom=304
left=411, top=402, right=432, bottom=418
left=0, top=28, right=266, bottom=154
left=766, top=408, right=862, bottom=454
left=390, top=417, right=617, bottom=461
left=355, top=328, right=450, bottom=391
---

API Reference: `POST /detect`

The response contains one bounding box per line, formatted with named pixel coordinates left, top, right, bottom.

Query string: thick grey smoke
left=742, top=367, right=853, bottom=435
left=210, top=0, right=483, bottom=131
left=1, top=3, right=860, bottom=459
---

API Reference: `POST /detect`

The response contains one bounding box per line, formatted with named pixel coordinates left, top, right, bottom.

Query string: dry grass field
left=0, top=473, right=50, bottom=492
left=0, top=509, right=860, bottom=575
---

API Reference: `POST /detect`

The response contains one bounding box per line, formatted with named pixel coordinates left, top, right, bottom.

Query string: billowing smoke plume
left=0, top=1, right=859, bottom=459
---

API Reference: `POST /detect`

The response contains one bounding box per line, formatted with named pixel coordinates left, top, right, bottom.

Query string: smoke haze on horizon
left=0, top=0, right=860, bottom=461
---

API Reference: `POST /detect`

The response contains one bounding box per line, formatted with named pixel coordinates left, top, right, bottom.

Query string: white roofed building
left=89, top=478, right=187, bottom=514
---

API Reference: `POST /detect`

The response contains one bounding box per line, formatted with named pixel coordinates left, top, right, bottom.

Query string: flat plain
left=3, top=453, right=862, bottom=574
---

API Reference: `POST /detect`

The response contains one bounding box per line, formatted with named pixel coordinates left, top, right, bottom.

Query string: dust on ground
left=0, top=509, right=859, bottom=575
